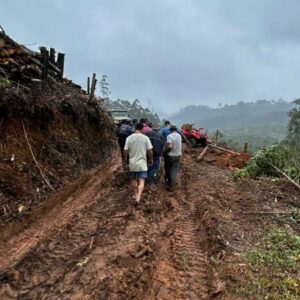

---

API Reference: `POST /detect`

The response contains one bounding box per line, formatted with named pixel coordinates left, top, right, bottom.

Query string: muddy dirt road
left=0, top=148, right=298, bottom=299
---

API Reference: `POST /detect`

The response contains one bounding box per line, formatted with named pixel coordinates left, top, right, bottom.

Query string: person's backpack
left=148, top=132, right=164, bottom=156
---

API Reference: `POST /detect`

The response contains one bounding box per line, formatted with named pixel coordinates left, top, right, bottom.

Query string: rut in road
left=150, top=160, right=210, bottom=299
left=0, top=153, right=212, bottom=299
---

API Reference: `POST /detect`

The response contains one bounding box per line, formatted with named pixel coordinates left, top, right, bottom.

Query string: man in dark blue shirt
left=147, top=124, right=164, bottom=184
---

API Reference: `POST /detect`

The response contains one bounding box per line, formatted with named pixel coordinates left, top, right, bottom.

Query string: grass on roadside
left=237, top=230, right=300, bottom=299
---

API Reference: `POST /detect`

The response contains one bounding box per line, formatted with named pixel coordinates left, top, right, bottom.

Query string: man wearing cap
left=163, top=125, right=182, bottom=190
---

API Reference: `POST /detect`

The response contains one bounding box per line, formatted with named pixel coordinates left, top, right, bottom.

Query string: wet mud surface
left=0, top=147, right=298, bottom=299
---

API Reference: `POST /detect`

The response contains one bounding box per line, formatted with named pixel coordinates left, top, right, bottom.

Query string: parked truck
left=109, top=109, right=131, bottom=124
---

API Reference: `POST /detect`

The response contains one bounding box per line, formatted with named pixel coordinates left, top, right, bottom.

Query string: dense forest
left=104, top=97, right=293, bottom=152
left=105, top=98, right=161, bottom=124
left=169, top=100, right=292, bottom=151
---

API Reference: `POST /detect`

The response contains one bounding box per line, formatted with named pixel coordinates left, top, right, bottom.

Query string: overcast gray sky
left=1, top=0, right=300, bottom=112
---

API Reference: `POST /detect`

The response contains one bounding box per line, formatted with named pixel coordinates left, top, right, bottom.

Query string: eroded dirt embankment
left=0, top=146, right=298, bottom=299
left=0, top=82, right=115, bottom=236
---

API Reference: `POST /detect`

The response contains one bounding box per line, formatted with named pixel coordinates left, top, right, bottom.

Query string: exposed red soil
left=203, top=149, right=251, bottom=170
left=0, top=82, right=115, bottom=231
left=0, top=145, right=298, bottom=299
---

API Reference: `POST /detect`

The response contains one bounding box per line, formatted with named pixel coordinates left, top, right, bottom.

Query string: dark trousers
left=164, top=154, right=180, bottom=187
left=147, top=156, right=160, bottom=180
left=118, top=135, right=127, bottom=160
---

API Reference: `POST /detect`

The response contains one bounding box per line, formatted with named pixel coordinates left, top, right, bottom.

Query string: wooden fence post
left=57, top=53, right=65, bottom=79
left=40, top=47, right=49, bottom=79
left=244, top=142, right=248, bottom=153
left=87, top=76, right=90, bottom=94
left=89, top=73, right=97, bottom=100
left=49, top=48, right=56, bottom=63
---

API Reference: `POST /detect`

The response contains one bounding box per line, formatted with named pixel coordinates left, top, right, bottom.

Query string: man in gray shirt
left=163, top=125, right=182, bottom=190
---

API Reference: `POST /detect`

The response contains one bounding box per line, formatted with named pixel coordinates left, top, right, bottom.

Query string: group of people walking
left=117, top=119, right=182, bottom=204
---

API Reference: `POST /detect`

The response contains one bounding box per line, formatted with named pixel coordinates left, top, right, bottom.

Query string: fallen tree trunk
left=208, top=144, right=240, bottom=156
left=269, top=163, right=300, bottom=191
left=197, top=146, right=209, bottom=161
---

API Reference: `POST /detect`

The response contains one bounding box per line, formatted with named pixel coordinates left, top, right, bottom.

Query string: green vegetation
left=99, top=75, right=161, bottom=124
left=105, top=98, right=161, bottom=124
left=216, top=123, right=287, bottom=152
left=238, top=230, right=300, bottom=299
left=235, top=99, right=300, bottom=184
left=170, top=100, right=292, bottom=150
left=287, top=99, right=300, bottom=154
left=234, top=144, right=299, bottom=183
left=99, top=75, right=111, bottom=99
left=0, top=78, right=10, bottom=89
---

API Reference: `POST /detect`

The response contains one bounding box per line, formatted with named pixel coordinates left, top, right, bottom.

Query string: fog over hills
left=167, top=100, right=293, bottom=150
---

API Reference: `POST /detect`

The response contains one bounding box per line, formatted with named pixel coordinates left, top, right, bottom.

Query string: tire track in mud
left=0, top=150, right=212, bottom=299
left=151, top=157, right=210, bottom=299
left=170, top=210, right=210, bottom=298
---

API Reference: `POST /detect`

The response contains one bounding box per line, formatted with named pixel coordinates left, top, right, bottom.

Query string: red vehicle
left=181, top=124, right=208, bottom=147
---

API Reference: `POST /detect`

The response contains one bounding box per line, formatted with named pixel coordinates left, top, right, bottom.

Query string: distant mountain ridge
left=169, top=100, right=293, bottom=150
left=170, top=100, right=292, bottom=130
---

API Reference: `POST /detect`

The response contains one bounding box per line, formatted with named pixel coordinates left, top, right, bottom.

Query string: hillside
left=170, top=100, right=292, bottom=150
left=0, top=30, right=115, bottom=232
left=0, top=31, right=299, bottom=300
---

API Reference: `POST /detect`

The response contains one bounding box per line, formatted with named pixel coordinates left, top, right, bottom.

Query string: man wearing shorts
left=123, top=123, right=153, bottom=204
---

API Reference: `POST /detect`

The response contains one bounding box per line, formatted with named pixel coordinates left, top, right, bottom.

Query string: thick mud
left=0, top=147, right=298, bottom=299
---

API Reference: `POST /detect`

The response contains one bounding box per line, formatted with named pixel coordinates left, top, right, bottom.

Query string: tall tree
left=287, top=99, right=300, bottom=153
left=99, top=75, right=111, bottom=99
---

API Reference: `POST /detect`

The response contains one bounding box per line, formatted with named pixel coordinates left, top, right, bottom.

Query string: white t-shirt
left=167, top=132, right=182, bottom=156
left=124, top=133, right=153, bottom=171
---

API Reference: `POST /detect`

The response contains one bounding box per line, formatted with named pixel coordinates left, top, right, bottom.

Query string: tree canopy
left=105, top=99, right=161, bottom=125
left=287, top=99, right=300, bottom=153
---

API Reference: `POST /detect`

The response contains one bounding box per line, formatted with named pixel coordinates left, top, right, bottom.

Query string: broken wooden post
left=89, top=73, right=97, bottom=100
left=87, top=76, right=90, bottom=94
left=244, top=142, right=248, bottom=153
left=49, top=48, right=56, bottom=63
left=196, top=146, right=209, bottom=161
left=40, top=47, right=49, bottom=79
left=57, top=52, right=65, bottom=78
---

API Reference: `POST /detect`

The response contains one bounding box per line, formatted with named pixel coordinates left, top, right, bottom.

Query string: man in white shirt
left=163, top=125, right=182, bottom=190
left=123, top=123, right=153, bottom=203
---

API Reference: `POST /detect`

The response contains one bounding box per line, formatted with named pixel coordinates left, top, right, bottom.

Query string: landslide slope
left=0, top=81, right=115, bottom=234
